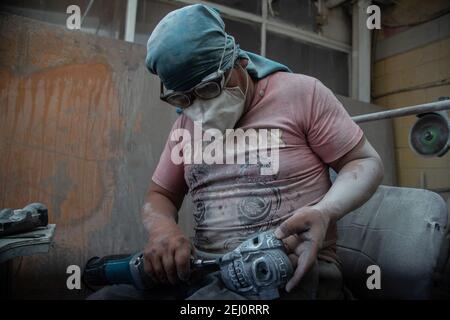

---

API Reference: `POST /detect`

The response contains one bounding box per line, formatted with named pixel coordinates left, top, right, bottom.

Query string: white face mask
left=183, top=65, right=249, bottom=133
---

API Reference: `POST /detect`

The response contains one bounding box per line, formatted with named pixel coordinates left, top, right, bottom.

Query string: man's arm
left=141, top=182, right=192, bottom=285
left=275, top=135, right=384, bottom=292
left=314, top=135, right=384, bottom=222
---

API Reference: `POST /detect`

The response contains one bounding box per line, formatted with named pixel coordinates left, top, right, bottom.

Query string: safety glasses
left=160, top=35, right=237, bottom=108
left=160, top=69, right=227, bottom=108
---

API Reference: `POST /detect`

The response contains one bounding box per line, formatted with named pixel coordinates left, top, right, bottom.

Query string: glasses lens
left=166, top=94, right=191, bottom=108
left=194, top=82, right=221, bottom=99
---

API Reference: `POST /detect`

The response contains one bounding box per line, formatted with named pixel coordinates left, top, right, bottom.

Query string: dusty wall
left=0, top=13, right=179, bottom=298
left=0, top=13, right=395, bottom=299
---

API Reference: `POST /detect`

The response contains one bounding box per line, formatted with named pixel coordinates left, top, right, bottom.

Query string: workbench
left=0, top=224, right=56, bottom=298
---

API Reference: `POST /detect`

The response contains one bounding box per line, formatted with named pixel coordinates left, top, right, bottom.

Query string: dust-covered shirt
left=152, top=72, right=363, bottom=264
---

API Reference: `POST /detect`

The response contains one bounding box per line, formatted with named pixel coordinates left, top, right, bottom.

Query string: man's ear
left=238, top=58, right=249, bottom=69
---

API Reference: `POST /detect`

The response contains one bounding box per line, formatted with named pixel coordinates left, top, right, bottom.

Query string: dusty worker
left=90, top=4, right=384, bottom=300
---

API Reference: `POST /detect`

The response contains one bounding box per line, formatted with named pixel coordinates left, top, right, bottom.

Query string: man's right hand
left=142, top=215, right=193, bottom=285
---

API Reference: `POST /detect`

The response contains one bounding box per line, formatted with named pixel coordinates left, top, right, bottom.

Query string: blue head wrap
left=146, top=4, right=291, bottom=91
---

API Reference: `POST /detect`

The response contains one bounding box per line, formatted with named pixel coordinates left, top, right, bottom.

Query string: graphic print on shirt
left=185, top=130, right=285, bottom=252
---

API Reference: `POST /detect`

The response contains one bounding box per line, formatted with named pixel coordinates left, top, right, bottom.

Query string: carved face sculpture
left=219, top=231, right=293, bottom=299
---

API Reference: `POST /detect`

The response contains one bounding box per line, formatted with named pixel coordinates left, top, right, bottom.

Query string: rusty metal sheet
left=0, top=13, right=179, bottom=299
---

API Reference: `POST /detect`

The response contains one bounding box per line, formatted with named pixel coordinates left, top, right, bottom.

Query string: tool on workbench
left=83, top=231, right=293, bottom=299
left=0, top=203, right=48, bottom=237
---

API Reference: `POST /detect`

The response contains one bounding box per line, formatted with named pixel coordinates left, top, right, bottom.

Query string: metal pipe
left=326, top=0, right=349, bottom=9
left=351, top=100, right=450, bottom=123
left=352, top=0, right=372, bottom=102
left=261, top=0, right=268, bottom=57
left=124, top=0, right=138, bottom=42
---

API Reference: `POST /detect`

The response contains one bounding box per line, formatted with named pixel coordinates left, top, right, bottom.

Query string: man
left=89, top=4, right=383, bottom=300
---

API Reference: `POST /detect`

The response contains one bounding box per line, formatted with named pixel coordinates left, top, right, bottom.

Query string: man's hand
left=274, top=136, right=383, bottom=293
left=274, top=206, right=330, bottom=292
left=143, top=214, right=193, bottom=285
left=141, top=182, right=191, bottom=285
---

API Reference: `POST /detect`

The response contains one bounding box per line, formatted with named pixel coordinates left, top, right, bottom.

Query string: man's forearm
left=312, top=156, right=384, bottom=224
left=141, top=185, right=192, bottom=284
left=141, top=191, right=179, bottom=233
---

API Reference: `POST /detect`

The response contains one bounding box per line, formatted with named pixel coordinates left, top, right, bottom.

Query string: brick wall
left=372, top=37, right=450, bottom=199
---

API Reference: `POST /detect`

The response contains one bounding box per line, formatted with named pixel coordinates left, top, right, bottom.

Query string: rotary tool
left=83, top=231, right=293, bottom=299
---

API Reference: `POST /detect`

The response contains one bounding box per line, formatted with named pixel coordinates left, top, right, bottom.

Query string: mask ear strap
left=224, top=61, right=249, bottom=94
left=223, top=37, right=237, bottom=86
left=242, top=63, right=249, bottom=96
left=224, top=65, right=234, bottom=86
left=233, top=62, right=249, bottom=96
left=217, top=34, right=228, bottom=71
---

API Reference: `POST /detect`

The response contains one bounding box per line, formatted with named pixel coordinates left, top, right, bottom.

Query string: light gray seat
left=336, top=186, right=449, bottom=299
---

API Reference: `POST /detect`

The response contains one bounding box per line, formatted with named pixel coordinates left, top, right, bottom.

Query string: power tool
left=83, top=231, right=293, bottom=299
left=0, top=203, right=48, bottom=237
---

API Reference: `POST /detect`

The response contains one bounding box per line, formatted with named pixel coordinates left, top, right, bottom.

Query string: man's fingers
left=286, top=242, right=318, bottom=292
left=288, top=254, right=298, bottom=269
left=162, top=250, right=178, bottom=285
left=142, top=257, right=159, bottom=284
left=275, top=213, right=309, bottom=239
left=174, top=246, right=191, bottom=281
left=282, top=235, right=300, bottom=254
left=150, top=253, right=168, bottom=283
left=286, top=253, right=310, bottom=293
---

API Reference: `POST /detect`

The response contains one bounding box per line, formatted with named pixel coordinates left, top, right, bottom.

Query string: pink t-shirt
left=152, top=72, right=363, bottom=264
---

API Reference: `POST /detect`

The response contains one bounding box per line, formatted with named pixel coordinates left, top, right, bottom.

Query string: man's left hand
left=274, top=206, right=330, bottom=292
